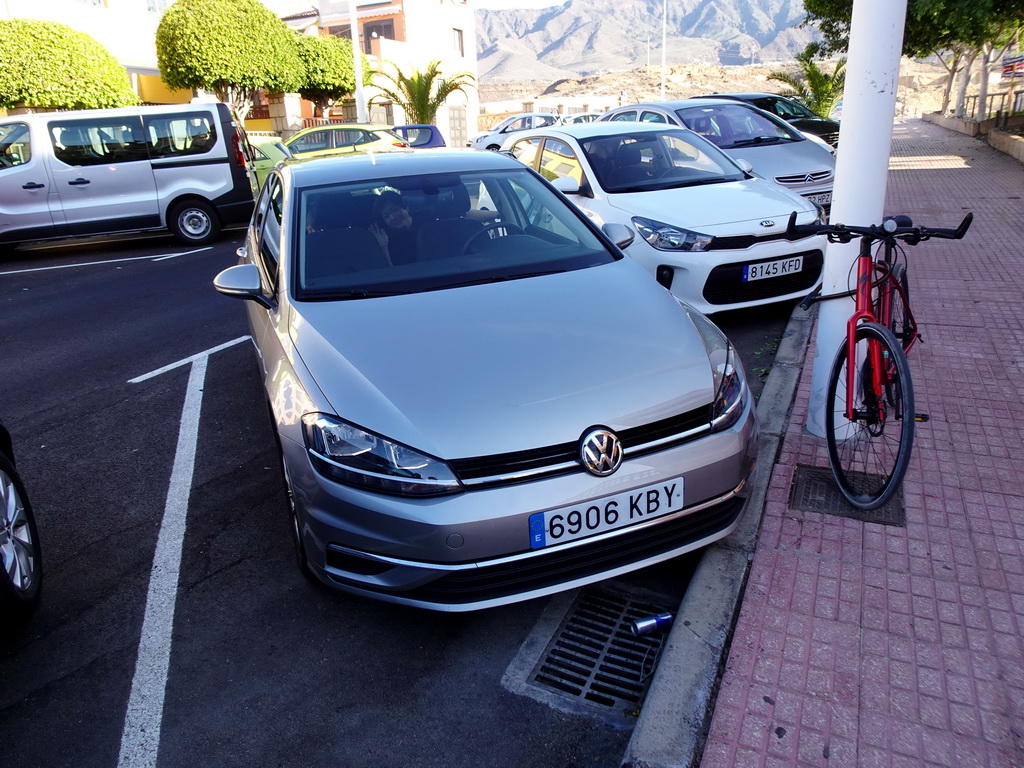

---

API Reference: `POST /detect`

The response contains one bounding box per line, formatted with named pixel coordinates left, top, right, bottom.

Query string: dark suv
left=702, top=93, right=840, bottom=147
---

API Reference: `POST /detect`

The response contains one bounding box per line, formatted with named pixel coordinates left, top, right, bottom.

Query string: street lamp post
left=660, top=0, right=667, bottom=99
left=349, top=1, right=367, bottom=122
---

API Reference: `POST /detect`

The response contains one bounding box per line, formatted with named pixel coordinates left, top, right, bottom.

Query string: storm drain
left=528, top=588, right=669, bottom=720
left=789, top=465, right=906, bottom=526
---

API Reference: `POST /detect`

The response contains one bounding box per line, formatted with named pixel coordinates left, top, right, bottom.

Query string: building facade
left=2, top=0, right=481, bottom=143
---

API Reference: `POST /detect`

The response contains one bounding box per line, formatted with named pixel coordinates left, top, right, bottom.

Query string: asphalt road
left=0, top=232, right=793, bottom=768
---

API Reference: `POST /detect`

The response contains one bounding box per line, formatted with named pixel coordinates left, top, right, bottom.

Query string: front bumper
left=281, top=393, right=759, bottom=612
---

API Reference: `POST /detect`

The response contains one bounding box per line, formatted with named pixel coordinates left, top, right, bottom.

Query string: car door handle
left=67, top=178, right=91, bottom=186
left=22, top=181, right=45, bottom=190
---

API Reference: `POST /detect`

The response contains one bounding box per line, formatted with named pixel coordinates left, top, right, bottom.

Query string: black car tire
left=168, top=199, right=222, bottom=245
left=0, top=451, right=42, bottom=619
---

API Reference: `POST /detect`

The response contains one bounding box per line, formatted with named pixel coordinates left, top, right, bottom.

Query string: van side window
left=0, top=123, right=31, bottom=169
left=144, top=112, right=219, bottom=158
left=49, top=117, right=148, bottom=166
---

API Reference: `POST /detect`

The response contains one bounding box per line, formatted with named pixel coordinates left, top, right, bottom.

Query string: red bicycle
left=786, top=211, right=973, bottom=509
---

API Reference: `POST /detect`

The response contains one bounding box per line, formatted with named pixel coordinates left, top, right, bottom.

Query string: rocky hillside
left=475, top=0, right=815, bottom=81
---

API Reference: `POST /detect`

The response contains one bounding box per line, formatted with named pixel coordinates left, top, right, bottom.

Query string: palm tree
left=371, top=60, right=475, bottom=125
left=769, top=51, right=847, bottom=119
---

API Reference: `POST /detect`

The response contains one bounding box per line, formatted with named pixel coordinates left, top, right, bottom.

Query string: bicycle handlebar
left=785, top=211, right=973, bottom=244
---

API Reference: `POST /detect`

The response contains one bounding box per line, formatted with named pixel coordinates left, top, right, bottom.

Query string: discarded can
left=630, top=611, right=673, bottom=637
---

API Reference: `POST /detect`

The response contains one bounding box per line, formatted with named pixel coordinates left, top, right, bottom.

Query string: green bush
left=0, top=19, right=137, bottom=110
left=156, top=0, right=303, bottom=113
left=296, top=33, right=372, bottom=111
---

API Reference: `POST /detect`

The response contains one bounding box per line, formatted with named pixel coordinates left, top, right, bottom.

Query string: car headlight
left=681, top=304, right=748, bottom=431
left=632, top=216, right=713, bottom=252
left=302, top=414, right=462, bottom=497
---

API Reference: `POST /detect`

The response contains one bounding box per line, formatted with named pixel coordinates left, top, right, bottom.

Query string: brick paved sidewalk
left=699, top=119, right=1024, bottom=768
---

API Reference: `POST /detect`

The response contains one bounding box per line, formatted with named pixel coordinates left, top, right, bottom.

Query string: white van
left=0, top=102, right=255, bottom=248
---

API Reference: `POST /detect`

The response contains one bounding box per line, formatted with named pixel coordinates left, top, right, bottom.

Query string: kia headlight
left=302, top=414, right=462, bottom=497
left=633, top=216, right=713, bottom=252
left=681, top=305, right=748, bottom=431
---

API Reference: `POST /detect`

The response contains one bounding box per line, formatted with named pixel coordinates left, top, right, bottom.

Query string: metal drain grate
left=789, top=465, right=906, bottom=526
left=530, top=588, right=668, bottom=715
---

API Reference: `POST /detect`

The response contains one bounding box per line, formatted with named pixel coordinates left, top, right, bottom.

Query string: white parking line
left=117, top=338, right=248, bottom=768
left=0, top=247, right=211, bottom=276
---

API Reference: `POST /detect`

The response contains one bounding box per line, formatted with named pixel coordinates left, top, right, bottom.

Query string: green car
left=248, top=133, right=290, bottom=191
left=249, top=124, right=410, bottom=190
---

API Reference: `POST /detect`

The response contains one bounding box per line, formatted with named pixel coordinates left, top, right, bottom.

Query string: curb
left=621, top=302, right=817, bottom=768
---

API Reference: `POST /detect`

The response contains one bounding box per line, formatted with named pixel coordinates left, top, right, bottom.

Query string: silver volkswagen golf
left=214, top=149, right=758, bottom=612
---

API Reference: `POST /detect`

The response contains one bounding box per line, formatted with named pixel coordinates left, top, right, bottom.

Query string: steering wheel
left=462, top=222, right=526, bottom=253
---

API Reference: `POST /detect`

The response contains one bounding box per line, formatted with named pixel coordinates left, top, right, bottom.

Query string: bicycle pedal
left=915, top=413, right=930, bottom=422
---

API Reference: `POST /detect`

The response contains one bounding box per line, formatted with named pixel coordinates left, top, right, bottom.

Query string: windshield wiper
left=309, top=288, right=402, bottom=300
left=729, top=136, right=786, bottom=147
left=424, top=269, right=566, bottom=292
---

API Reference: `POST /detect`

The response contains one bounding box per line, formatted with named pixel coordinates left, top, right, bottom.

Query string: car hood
left=605, top=179, right=813, bottom=232
left=289, top=259, right=714, bottom=460
left=722, top=138, right=834, bottom=183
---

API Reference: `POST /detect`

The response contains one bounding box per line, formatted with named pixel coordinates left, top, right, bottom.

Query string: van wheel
left=168, top=200, right=221, bottom=245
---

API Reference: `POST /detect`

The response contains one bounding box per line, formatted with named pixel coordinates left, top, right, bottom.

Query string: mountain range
left=475, top=0, right=815, bottom=81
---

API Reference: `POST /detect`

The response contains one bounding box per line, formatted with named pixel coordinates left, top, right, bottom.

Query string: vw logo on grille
left=760, top=220, right=775, bottom=228
left=580, top=428, right=623, bottom=477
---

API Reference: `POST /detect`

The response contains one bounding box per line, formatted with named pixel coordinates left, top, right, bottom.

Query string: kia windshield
left=580, top=129, right=746, bottom=194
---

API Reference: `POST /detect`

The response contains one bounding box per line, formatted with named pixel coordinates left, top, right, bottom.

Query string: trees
left=769, top=52, right=847, bottom=118
left=155, top=0, right=303, bottom=117
left=802, top=0, right=1024, bottom=116
left=295, top=33, right=372, bottom=115
left=0, top=19, right=137, bottom=110
left=371, top=61, right=475, bottom=125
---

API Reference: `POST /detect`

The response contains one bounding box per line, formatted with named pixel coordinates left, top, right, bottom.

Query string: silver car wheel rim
left=180, top=209, right=211, bottom=238
left=0, top=469, right=36, bottom=593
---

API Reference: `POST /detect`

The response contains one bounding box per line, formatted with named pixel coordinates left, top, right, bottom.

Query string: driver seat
left=415, top=184, right=483, bottom=261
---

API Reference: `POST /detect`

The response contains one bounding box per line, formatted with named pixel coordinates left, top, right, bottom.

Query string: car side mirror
left=275, top=142, right=293, bottom=160
left=214, top=263, right=275, bottom=309
left=603, top=222, right=635, bottom=249
left=551, top=176, right=581, bottom=195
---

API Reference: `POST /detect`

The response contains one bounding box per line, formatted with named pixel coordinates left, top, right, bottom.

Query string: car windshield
left=674, top=104, right=802, bottom=149
left=580, top=129, right=747, bottom=193
left=294, top=168, right=617, bottom=300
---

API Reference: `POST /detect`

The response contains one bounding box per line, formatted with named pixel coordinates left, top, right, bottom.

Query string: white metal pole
left=805, top=0, right=907, bottom=436
left=350, top=1, right=367, bottom=122
left=660, top=0, right=667, bottom=99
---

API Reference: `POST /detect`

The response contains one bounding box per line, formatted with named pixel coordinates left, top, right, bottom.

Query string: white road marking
left=0, top=248, right=210, bottom=276
left=117, top=337, right=248, bottom=767
left=128, top=337, right=249, bottom=384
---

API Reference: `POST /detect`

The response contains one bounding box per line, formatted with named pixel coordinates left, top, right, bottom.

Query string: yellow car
left=285, top=123, right=408, bottom=159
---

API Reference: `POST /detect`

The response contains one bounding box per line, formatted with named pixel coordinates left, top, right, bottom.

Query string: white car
left=599, top=99, right=836, bottom=212
left=469, top=112, right=558, bottom=151
left=502, top=121, right=827, bottom=314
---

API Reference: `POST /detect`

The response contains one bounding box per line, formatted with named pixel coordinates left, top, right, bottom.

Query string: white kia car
left=502, top=122, right=827, bottom=314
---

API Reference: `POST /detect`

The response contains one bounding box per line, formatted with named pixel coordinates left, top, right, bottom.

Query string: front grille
left=703, top=249, right=823, bottom=305
left=378, top=495, right=745, bottom=604
left=774, top=169, right=833, bottom=185
left=818, top=131, right=839, bottom=147
left=449, top=406, right=711, bottom=487
left=709, top=231, right=792, bottom=251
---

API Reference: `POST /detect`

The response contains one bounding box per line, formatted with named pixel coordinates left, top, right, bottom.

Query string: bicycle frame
left=844, top=238, right=904, bottom=424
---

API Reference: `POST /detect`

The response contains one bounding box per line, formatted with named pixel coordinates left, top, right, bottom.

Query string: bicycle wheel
left=884, top=263, right=914, bottom=350
left=825, top=322, right=914, bottom=510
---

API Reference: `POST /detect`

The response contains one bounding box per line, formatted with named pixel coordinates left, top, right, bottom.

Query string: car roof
left=283, top=147, right=523, bottom=187
left=515, top=121, right=698, bottom=141
left=704, top=92, right=781, bottom=100
left=611, top=98, right=760, bottom=111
